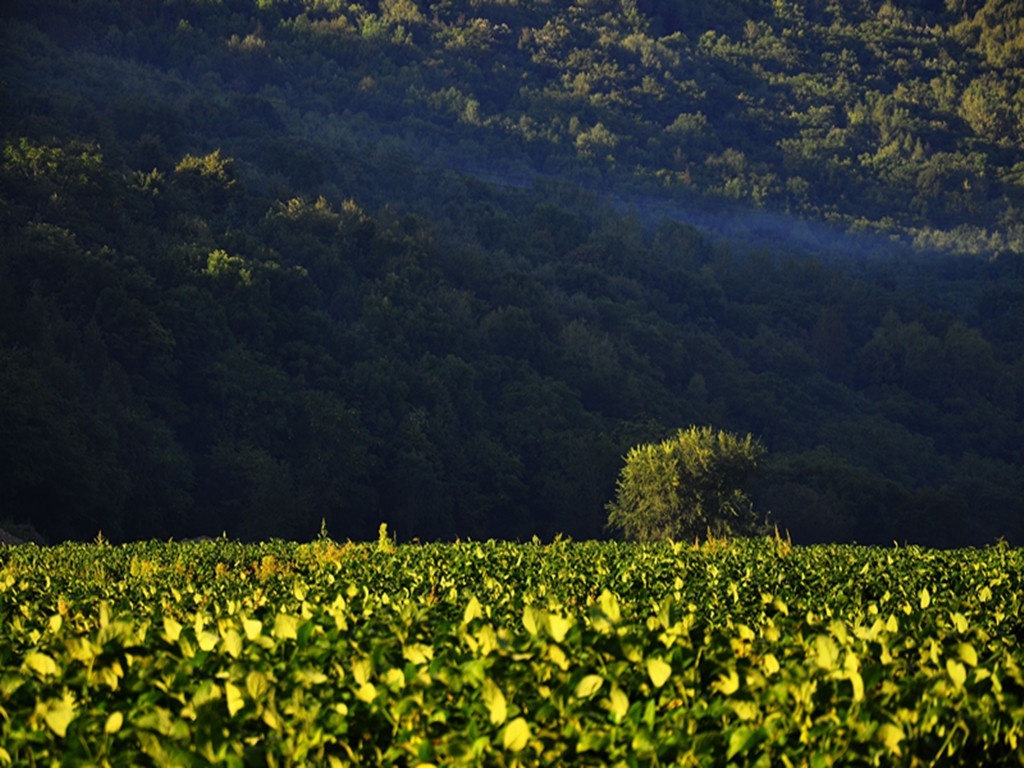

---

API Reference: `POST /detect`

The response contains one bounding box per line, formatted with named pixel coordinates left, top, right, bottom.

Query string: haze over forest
left=1, top=0, right=1023, bottom=546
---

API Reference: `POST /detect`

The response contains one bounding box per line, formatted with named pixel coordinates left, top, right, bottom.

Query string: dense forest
left=1, top=0, right=1022, bottom=547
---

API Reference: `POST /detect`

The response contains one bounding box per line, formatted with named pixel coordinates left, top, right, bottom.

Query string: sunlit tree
left=607, top=426, right=766, bottom=542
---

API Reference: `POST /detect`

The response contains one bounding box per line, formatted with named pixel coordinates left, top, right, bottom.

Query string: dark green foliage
left=0, top=0, right=1023, bottom=546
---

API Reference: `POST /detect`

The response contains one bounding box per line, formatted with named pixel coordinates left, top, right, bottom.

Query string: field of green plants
left=2, top=535, right=1022, bottom=766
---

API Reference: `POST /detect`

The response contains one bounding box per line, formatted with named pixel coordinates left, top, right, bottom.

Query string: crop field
left=1, top=535, right=1023, bottom=766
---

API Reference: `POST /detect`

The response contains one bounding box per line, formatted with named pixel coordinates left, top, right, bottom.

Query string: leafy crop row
left=2, top=537, right=1022, bottom=766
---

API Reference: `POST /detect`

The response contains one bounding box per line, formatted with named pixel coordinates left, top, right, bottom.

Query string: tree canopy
left=607, top=427, right=767, bottom=542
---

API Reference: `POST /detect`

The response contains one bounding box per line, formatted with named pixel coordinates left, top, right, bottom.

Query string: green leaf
left=606, top=686, right=629, bottom=722
left=919, top=587, right=931, bottom=609
left=502, top=717, right=530, bottom=752
left=597, top=590, right=621, bottom=624
left=946, top=659, right=967, bottom=689
left=242, top=618, right=263, bottom=641
left=23, top=652, right=58, bottom=677
left=247, top=671, right=270, bottom=701
left=646, top=658, right=672, bottom=688
left=522, top=605, right=543, bottom=636
left=194, top=630, right=217, bottom=653
left=273, top=613, right=300, bottom=641
left=463, top=596, right=483, bottom=625
left=352, top=658, right=372, bottom=686
left=958, top=643, right=978, bottom=667
left=547, top=613, right=572, bottom=643
left=813, top=635, right=840, bottom=670
left=846, top=669, right=864, bottom=702
left=225, top=681, right=245, bottom=716
left=163, top=616, right=182, bottom=643
left=403, top=643, right=433, bottom=665
left=104, top=711, right=124, bottom=734
left=726, top=726, right=757, bottom=758
left=575, top=674, right=604, bottom=698
left=876, top=723, right=904, bottom=755
left=356, top=682, right=377, bottom=702
left=483, top=678, right=507, bottom=725
left=43, top=694, right=76, bottom=738
left=577, top=730, right=607, bottom=753
left=713, top=668, right=740, bottom=696
left=222, top=628, right=242, bottom=658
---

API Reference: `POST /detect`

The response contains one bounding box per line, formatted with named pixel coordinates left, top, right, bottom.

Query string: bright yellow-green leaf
left=225, top=682, right=245, bottom=716
left=104, top=711, right=124, bottom=734
left=163, top=616, right=182, bottom=643
left=713, top=668, right=740, bottom=696
left=273, top=613, right=300, bottom=641
left=522, top=605, right=543, bottom=636
left=48, top=614, right=62, bottom=634
left=403, top=643, right=433, bottom=665
left=762, top=653, right=780, bottom=675
left=65, top=638, right=99, bottom=664
left=729, top=700, right=759, bottom=721
left=577, top=731, right=606, bottom=753
left=598, top=590, right=621, bottom=624
left=847, top=669, right=864, bottom=702
left=575, top=674, right=604, bottom=698
left=247, top=671, right=270, bottom=701
left=813, top=635, right=840, bottom=670
left=919, top=587, right=931, bottom=609
left=261, top=707, right=281, bottom=730
left=951, top=612, right=968, bottom=633
left=356, top=682, right=377, bottom=702
left=462, top=596, right=483, bottom=625
left=876, top=723, right=904, bottom=755
left=476, top=624, right=498, bottom=656
left=221, top=629, right=242, bottom=659
left=242, top=618, right=263, bottom=641
left=352, top=658, right=372, bottom=686
left=93, top=662, right=123, bottom=691
left=43, top=695, right=76, bottom=738
left=885, top=614, right=899, bottom=633
left=947, top=659, right=967, bottom=688
left=0, top=746, right=11, bottom=766
left=23, top=652, right=58, bottom=677
left=607, top=686, right=629, bottom=722
left=382, top=667, right=404, bottom=689
left=483, top=678, right=507, bottom=725
left=727, top=725, right=756, bottom=758
left=547, top=613, right=572, bottom=643
left=647, top=658, right=672, bottom=688
left=503, top=717, right=530, bottom=752
left=297, top=668, right=328, bottom=686
left=548, top=643, right=569, bottom=670
left=959, top=643, right=978, bottom=667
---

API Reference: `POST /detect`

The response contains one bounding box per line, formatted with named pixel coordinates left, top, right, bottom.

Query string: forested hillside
left=1, top=0, right=1022, bottom=546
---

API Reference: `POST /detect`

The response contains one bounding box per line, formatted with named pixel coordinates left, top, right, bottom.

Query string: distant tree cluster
left=4, top=0, right=1024, bottom=253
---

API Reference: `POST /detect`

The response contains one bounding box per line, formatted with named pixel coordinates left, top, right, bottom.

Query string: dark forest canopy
left=0, top=0, right=1022, bottom=547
